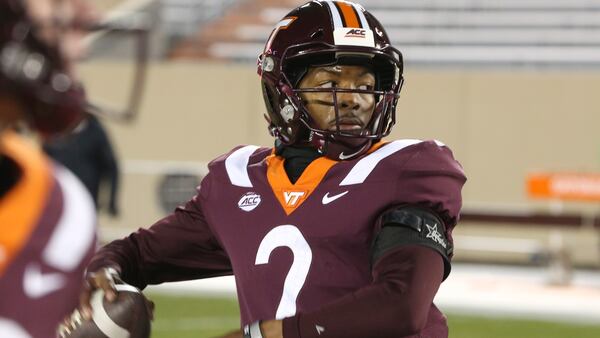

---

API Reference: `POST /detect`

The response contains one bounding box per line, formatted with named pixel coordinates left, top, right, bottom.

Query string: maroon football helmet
left=0, top=0, right=87, bottom=135
left=0, top=0, right=149, bottom=136
left=258, top=0, right=404, bottom=160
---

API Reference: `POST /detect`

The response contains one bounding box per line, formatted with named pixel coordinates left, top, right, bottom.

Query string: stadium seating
left=169, top=0, right=600, bottom=66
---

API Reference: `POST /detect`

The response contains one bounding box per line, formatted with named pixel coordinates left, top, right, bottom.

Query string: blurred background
left=82, top=0, right=600, bottom=337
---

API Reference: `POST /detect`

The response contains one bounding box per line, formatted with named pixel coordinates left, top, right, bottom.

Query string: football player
left=0, top=0, right=98, bottom=337
left=80, top=1, right=466, bottom=337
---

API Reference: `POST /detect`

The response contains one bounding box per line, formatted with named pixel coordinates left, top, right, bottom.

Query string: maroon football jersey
left=88, top=138, right=465, bottom=336
left=200, top=139, right=464, bottom=325
left=0, top=132, right=97, bottom=338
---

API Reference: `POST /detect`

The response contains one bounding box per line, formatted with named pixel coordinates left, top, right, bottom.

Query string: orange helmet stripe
left=335, top=1, right=361, bottom=28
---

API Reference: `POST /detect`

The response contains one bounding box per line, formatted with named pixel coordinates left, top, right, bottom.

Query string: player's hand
left=57, top=267, right=120, bottom=337
left=79, top=267, right=121, bottom=319
left=58, top=278, right=155, bottom=338
left=260, top=320, right=283, bottom=338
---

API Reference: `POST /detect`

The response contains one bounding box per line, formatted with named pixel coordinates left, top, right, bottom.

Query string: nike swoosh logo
left=322, top=191, right=349, bottom=204
left=315, top=325, right=325, bottom=335
left=23, top=263, right=67, bottom=298
left=338, top=143, right=370, bottom=160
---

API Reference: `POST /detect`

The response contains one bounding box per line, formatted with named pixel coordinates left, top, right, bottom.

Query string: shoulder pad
left=206, top=145, right=271, bottom=187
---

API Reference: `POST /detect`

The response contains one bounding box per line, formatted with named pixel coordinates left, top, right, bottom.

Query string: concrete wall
left=78, top=62, right=600, bottom=265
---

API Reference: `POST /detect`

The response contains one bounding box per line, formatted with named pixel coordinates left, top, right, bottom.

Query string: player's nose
left=337, top=91, right=360, bottom=112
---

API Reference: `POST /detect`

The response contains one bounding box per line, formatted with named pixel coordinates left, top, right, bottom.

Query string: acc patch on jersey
left=238, top=192, right=261, bottom=212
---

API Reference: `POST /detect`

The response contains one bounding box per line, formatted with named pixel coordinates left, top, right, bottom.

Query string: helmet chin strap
left=309, top=131, right=372, bottom=160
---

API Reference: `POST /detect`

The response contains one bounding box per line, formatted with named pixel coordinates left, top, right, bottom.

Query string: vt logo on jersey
left=344, top=29, right=366, bottom=38
left=283, top=190, right=306, bottom=207
left=238, top=192, right=261, bottom=212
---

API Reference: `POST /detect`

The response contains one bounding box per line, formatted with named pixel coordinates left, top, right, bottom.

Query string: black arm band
left=372, top=206, right=453, bottom=280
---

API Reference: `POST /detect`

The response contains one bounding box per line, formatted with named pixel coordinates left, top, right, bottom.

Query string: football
left=62, top=284, right=152, bottom=338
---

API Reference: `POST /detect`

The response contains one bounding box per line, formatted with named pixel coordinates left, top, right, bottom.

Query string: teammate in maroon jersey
left=81, top=1, right=466, bottom=337
left=0, top=1, right=99, bottom=337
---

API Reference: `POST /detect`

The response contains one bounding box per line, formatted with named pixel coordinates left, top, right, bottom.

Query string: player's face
left=298, top=65, right=376, bottom=134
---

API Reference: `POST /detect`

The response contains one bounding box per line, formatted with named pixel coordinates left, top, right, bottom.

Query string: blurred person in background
left=77, top=1, right=466, bottom=338
left=0, top=0, right=99, bottom=336
left=43, top=113, right=120, bottom=217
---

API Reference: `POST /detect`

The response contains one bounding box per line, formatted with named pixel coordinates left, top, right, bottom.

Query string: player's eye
left=318, top=81, right=335, bottom=88
left=357, top=84, right=373, bottom=90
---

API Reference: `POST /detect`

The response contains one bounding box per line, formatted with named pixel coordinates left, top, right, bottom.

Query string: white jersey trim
left=225, top=145, right=259, bottom=188
left=42, top=166, right=96, bottom=272
left=0, top=318, right=32, bottom=338
left=339, top=139, right=424, bottom=186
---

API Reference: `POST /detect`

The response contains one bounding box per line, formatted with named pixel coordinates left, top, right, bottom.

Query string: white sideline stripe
left=225, top=146, right=259, bottom=187
left=339, top=139, right=423, bottom=186
left=43, top=166, right=96, bottom=271
left=91, top=290, right=130, bottom=338
left=123, top=159, right=208, bottom=175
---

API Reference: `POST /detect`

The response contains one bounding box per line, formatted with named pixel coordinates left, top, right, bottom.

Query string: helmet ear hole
left=280, top=104, right=295, bottom=123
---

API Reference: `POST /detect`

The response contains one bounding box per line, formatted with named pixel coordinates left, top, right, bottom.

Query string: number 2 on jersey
left=255, top=225, right=312, bottom=319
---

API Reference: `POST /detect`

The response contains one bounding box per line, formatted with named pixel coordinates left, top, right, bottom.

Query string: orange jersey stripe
left=0, top=132, right=52, bottom=276
left=367, top=140, right=388, bottom=154
left=267, top=154, right=337, bottom=215
left=337, top=2, right=361, bottom=28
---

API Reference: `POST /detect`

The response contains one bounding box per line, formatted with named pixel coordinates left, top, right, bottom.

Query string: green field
left=148, top=293, right=600, bottom=338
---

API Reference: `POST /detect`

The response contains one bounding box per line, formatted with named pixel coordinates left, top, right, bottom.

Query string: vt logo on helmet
left=258, top=0, right=404, bottom=161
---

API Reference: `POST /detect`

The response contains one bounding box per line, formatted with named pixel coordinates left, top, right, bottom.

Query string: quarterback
left=0, top=0, right=98, bottom=337
left=82, top=1, right=466, bottom=337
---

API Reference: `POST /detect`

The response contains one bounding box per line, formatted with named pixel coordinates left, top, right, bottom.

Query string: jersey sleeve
left=282, top=245, right=446, bottom=338
left=395, top=141, right=465, bottom=226
left=86, top=174, right=232, bottom=289
left=391, top=140, right=466, bottom=250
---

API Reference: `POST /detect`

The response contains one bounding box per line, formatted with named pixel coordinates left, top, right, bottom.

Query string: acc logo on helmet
left=334, top=27, right=375, bottom=47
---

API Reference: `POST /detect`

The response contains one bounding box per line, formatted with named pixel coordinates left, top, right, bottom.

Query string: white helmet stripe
left=324, top=1, right=343, bottom=28
left=352, top=2, right=370, bottom=29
